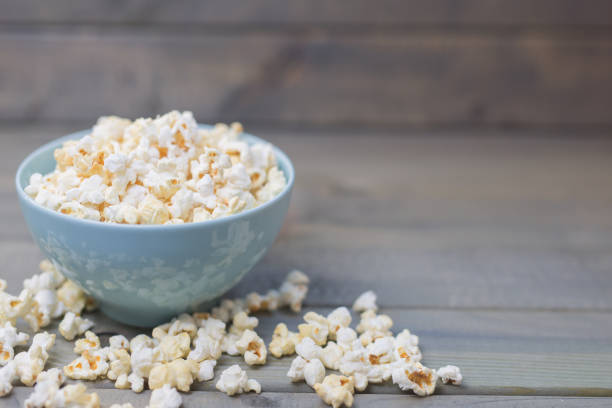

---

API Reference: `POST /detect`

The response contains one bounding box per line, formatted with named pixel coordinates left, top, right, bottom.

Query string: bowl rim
left=15, top=124, right=295, bottom=230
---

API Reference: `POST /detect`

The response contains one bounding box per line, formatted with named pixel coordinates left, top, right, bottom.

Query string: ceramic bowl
left=16, top=126, right=294, bottom=327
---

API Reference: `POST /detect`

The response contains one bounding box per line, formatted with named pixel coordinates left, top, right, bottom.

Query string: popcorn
left=229, top=311, right=258, bottom=334
left=26, top=112, right=287, bottom=224
left=392, top=362, right=437, bottom=396
left=336, top=327, right=360, bottom=352
left=326, top=307, right=351, bottom=340
left=313, top=374, right=355, bottom=408
left=129, top=345, right=161, bottom=392
left=73, top=331, right=100, bottom=354
left=0, top=322, right=29, bottom=365
left=268, top=323, right=300, bottom=358
left=56, top=281, right=87, bottom=315
left=147, top=384, right=182, bottom=408
left=0, top=288, right=34, bottom=327
left=130, top=334, right=157, bottom=353
left=107, top=349, right=130, bottom=386
left=298, top=311, right=329, bottom=346
left=246, top=290, right=280, bottom=313
left=287, top=356, right=325, bottom=387
left=279, top=270, right=309, bottom=312
left=320, top=342, right=344, bottom=370
left=296, top=337, right=322, bottom=361
left=356, top=310, right=393, bottom=346
left=109, top=334, right=130, bottom=350
left=235, top=329, right=267, bottom=365
left=215, top=364, right=261, bottom=396
left=63, top=349, right=109, bottom=380
left=188, top=328, right=222, bottom=362
left=148, top=358, right=198, bottom=392
left=437, top=365, right=462, bottom=385
left=0, top=362, right=15, bottom=396
left=24, top=368, right=64, bottom=407
left=197, top=359, right=216, bottom=382
left=352, top=291, right=377, bottom=312
left=14, top=332, right=55, bottom=386
left=159, top=332, right=191, bottom=361
left=152, top=313, right=197, bottom=340
left=52, top=383, right=100, bottom=408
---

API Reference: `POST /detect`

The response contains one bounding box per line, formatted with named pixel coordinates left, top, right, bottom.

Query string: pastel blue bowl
left=16, top=126, right=294, bottom=327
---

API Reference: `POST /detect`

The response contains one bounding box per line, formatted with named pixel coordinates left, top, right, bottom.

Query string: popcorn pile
left=0, top=262, right=462, bottom=407
left=25, top=111, right=287, bottom=224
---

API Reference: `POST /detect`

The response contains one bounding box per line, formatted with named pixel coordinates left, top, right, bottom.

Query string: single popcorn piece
left=287, top=355, right=325, bottom=388
left=73, top=331, right=100, bottom=354
left=246, top=290, right=280, bottom=313
left=109, top=334, right=130, bottom=350
left=159, top=332, right=191, bottom=361
left=235, top=329, right=267, bottom=365
left=437, top=365, right=463, bottom=385
left=268, top=323, right=300, bottom=358
left=148, top=358, right=198, bottom=392
left=152, top=313, right=197, bottom=340
left=392, top=362, right=437, bottom=396
left=0, top=362, right=15, bottom=397
left=52, top=383, right=100, bottom=408
left=298, top=311, right=329, bottom=346
left=63, top=349, right=109, bottom=380
left=296, top=337, right=322, bottom=361
left=188, top=328, right=222, bottom=362
left=336, top=327, right=360, bottom=352
left=14, top=332, right=55, bottom=386
left=130, top=334, right=157, bottom=353
left=197, top=359, right=216, bottom=382
left=0, top=288, right=34, bottom=326
left=229, top=311, right=258, bottom=335
left=129, top=344, right=161, bottom=392
left=326, top=307, right=352, bottom=340
left=147, top=384, right=182, bottom=408
left=279, top=270, right=309, bottom=312
left=320, top=342, right=344, bottom=370
left=0, top=322, right=29, bottom=365
left=352, top=290, right=377, bottom=312
left=313, top=374, right=355, bottom=408
left=356, top=310, right=393, bottom=346
left=107, top=349, right=130, bottom=384
left=215, top=364, right=261, bottom=396
left=24, top=368, right=64, bottom=408
left=56, top=281, right=87, bottom=315
left=26, top=112, right=286, bottom=224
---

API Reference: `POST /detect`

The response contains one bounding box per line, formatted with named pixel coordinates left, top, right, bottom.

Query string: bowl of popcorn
left=15, top=111, right=294, bottom=327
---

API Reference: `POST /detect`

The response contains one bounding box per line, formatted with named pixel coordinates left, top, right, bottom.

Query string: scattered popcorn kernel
left=130, top=334, right=157, bottom=353
left=54, top=383, right=100, bottom=408
left=230, top=311, right=258, bottom=335
left=159, top=332, right=191, bottom=361
left=356, top=310, right=393, bottom=346
left=320, top=341, right=344, bottom=370
left=63, top=349, right=109, bottom=380
left=336, top=327, right=360, bottom=352
left=352, top=291, right=377, bottom=312
left=188, top=329, right=222, bottom=362
left=0, top=322, right=29, bottom=365
left=437, top=365, right=462, bottom=385
left=279, top=270, right=309, bottom=312
left=14, top=332, right=55, bottom=386
left=269, top=323, right=300, bottom=358
left=287, top=356, right=306, bottom=382
left=153, top=313, right=197, bottom=340
left=56, top=281, right=87, bottom=315
left=129, top=346, right=161, bottom=392
left=73, top=331, right=100, bottom=354
left=235, top=329, right=267, bottom=366
left=147, top=384, right=182, bottom=408
left=109, top=335, right=130, bottom=350
left=24, top=368, right=64, bottom=408
left=0, top=362, right=15, bottom=397
left=246, top=290, right=280, bottom=313
left=326, top=307, right=351, bottom=340
left=313, top=374, right=355, bottom=408
left=296, top=337, right=322, bottom=361
left=127, top=372, right=145, bottom=393
left=299, top=311, right=329, bottom=346
left=107, top=349, right=131, bottom=385
left=392, top=362, right=437, bottom=396
left=216, top=364, right=261, bottom=396
left=148, top=358, right=198, bottom=392
left=304, top=358, right=326, bottom=388
left=0, top=288, right=34, bottom=326
left=197, top=359, right=216, bottom=382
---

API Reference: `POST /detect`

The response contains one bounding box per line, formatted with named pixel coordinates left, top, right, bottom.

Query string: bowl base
left=99, top=302, right=178, bottom=328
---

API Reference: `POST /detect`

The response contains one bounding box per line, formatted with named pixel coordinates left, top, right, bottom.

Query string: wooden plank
left=2, top=0, right=612, bottom=26
left=7, top=388, right=612, bottom=408
left=5, top=307, right=612, bottom=396
left=3, top=128, right=612, bottom=309
left=1, top=32, right=612, bottom=126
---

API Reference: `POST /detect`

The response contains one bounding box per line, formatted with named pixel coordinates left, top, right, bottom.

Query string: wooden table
left=2, top=126, right=612, bottom=407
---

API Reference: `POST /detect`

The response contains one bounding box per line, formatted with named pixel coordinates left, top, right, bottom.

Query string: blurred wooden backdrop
left=1, top=0, right=612, bottom=130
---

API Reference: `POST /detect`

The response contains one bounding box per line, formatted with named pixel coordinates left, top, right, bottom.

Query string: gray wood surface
left=2, top=125, right=612, bottom=406
left=1, top=31, right=611, bottom=127
left=2, top=0, right=612, bottom=26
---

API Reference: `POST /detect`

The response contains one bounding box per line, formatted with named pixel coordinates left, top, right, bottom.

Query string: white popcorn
left=127, top=372, right=145, bottom=393
left=299, top=311, right=329, bottom=346
left=197, top=359, right=216, bottom=382
left=26, top=112, right=286, bottom=224
left=326, top=307, right=352, bottom=340
left=353, top=291, right=377, bottom=314
left=304, top=358, right=326, bottom=388
left=230, top=311, right=258, bottom=334
left=148, top=358, right=198, bottom=392
left=296, top=337, right=322, bottom=361
left=73, top=331, right=100, bottom=354
left=107, top=348, right=131, bottom=387
left=337, top=350, right=369, bottom=391
left=153, top=313, right=197, bottom=340
left=0, top=322, right=29, bottom=365
left=235, top=329, right=267, bottom=365
left=246, top=290, right=280, bottom=313
left=24, top=368, right=64, bottom=408
left=356, top=310, right=393, bottom=345
left=320, top=341, right=344, bottom=370
left=63, top=349, right=109, bottom=380
left=109, top=334, right=130, bottom=350
left=147, top=384, right=182, bottom=408
left=159, top=332, right=191, bottom=361
left=287, top=355, right=307, bottom=382
left=56, top=281, right=87, bottom=315
left=14, top=332, right=55, bottom=386
left=0, top=362, right=15, bottom=397
left=129, top=345, right=161, bottom=391
left=336, top=327, right=360, bottom=352
left=392, top=362, right=437, bottom=396
left=437, top=365, right=463, bottom=385
left=188, top=328, right=222, bottom=362
left=129, top=334, right=157, bottom=353
left=0, top=288, right=34, bottom=327
left=215, top=364, right=261, bottom=396
left=268, top=323, right=300, bottom=358
left=51, top=383, right=100, bottom=408
left=366, top=336, right=395, bottom=366
left=313, top=374, right=355, bottom=408
left=279, top=270, right=309, bottom=312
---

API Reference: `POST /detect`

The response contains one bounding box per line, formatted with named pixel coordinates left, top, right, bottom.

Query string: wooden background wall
left=1, top=0, right=612, bottom=130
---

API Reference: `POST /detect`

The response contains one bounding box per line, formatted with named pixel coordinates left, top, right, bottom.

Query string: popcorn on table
left=215, top=364, right=261, bottom=396
left=437, top=365, right=463, bottom=385
left=0, top=322, right=29, bottom=365
left=313, top=374, right=355, bottom=408
left=25, top=112, right=287, bottom=224
left=147, top=384, right=182, bottom=408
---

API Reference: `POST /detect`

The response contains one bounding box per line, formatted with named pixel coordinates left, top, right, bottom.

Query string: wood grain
left=1, top=31, right=612, bottom=127
left=2, top=0, right=612, bottom=26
